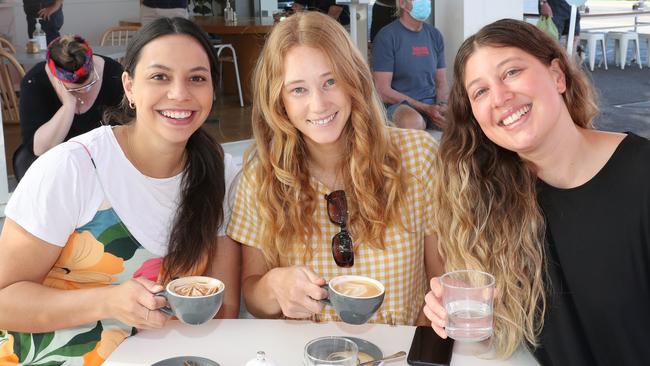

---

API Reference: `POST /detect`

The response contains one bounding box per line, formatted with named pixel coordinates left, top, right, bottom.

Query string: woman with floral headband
left=15, top=35, right=123, bottom=180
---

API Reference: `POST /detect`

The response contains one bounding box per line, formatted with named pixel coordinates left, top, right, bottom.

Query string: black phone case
left=407, top=326, right=454, bottom=366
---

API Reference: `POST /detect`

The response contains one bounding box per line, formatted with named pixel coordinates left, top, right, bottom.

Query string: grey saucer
left=151, top=356, right=220, bottom=366
left=344, top=337, right=383, bottom=365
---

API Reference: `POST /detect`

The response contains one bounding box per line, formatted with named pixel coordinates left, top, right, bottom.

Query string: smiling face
left=281, top=45, right=352, bottom=153
left=464, top=46, right=569, bottom=156
left=122, top=34, right=213, bottom=146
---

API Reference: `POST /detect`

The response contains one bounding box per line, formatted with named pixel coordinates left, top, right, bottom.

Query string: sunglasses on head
left=64, top=68, right=99, bottom=93
left=324, top=190, right=354, bottom=267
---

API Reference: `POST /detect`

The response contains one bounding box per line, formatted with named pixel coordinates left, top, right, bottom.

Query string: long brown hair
left=246, top=11, right=407, bottom=267
left=435, top=19, right=598, bottom=357
left=104, top=17, right=226, bottom=284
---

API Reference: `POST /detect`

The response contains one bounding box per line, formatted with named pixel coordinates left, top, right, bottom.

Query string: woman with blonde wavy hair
left=227, top=11, right=442, bottom=325
left=423, top=19, right=650, bottom=365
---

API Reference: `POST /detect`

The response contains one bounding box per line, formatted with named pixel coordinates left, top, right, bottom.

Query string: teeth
left=160, top=110, right=192, bottom=119
left=502, top=105, right=531, bottom=126
left=308, top=113, right=336, bottom=126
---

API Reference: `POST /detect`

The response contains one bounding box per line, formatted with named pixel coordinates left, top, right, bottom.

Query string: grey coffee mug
left=321, top=275, right=385, bottom=325
left=156, top=276, right=225, bottom=325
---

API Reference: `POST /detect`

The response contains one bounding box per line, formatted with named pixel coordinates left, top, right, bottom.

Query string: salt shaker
left=244, top=351, right=277, bottom=366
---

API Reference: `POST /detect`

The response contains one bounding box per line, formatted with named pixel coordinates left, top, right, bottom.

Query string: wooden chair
left=0, top=49, right=25, bottom=125
left=0, top=48, right=25, bottom=178
left=100, top=25, right=140, bottom=46
left=0, top=37, right=16, bottom=53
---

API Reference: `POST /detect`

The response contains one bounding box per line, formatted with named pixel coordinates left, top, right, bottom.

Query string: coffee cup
left=156, top=276, right=225, bottom=325
left=321, top=275, right=385, bottom=325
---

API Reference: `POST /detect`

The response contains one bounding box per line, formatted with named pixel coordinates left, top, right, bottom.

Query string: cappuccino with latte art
left=322, top=275, right=385, bottom=324
left=332, top=279, right=383, bottom=298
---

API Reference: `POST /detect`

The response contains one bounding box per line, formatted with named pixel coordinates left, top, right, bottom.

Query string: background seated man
left=292, top=0, right=350, bottom=27
left=372, top=0, right=448, bottom=130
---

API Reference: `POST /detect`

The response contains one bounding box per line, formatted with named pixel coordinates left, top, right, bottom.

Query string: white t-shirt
left=6, top=126, right=239, bottom=256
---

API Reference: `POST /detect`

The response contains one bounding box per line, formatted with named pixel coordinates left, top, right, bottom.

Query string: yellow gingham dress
left=227, top=127, right=436, bottom=325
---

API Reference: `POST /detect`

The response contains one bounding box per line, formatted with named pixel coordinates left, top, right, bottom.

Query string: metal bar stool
left=639, top=33, right=650, bottom=67
left=580, top=31, right=608, bottom=71
left=214, top=44, right=244, bottom=107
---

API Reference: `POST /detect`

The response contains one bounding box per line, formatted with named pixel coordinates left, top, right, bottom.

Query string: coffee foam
left=172, top=281, right=220, bottom=297
left=333, top=279, right=382, bottom=297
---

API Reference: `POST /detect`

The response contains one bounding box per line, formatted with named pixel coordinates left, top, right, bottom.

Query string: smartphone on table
left=407, top=326, right=454, bottom=366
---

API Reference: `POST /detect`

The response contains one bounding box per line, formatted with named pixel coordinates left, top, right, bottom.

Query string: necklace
left=310, top=162, right=344, bottom=191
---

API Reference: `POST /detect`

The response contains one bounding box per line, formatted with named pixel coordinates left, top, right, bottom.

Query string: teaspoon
left=358, top=351, right=407, bottom=366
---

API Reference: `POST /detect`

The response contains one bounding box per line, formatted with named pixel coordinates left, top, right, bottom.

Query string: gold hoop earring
left=129, top=100, right=135, bottom=110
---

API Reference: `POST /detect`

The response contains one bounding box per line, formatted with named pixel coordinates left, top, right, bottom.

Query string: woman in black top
left=16, top=35, right=123, bottom=179
left=423, top=19, right=650, bottom=365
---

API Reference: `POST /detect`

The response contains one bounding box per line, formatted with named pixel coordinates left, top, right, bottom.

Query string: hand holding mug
left=103, top=277, right=169, bottom=329
left=155, top=276, right=225, bottom=325
left=269, top=265, right=327, bottom=319
left=321, top=275, right=385, bottom=325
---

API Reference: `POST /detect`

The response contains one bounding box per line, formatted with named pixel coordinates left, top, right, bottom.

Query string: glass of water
left=303, top=336, right=358, bottom=366
left=440, top=269, right=495, bottom=342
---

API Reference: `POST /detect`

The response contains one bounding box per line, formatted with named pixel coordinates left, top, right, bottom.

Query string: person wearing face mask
left=372, top=0, right=449, bottom=130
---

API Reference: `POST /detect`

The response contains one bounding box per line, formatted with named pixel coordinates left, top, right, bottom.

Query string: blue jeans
left=24, top=4, right=64, bottom=45
left=385, top=97, right=440, bottom=130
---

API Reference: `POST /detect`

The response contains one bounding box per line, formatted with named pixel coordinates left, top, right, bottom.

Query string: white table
left=13, top=45, right=127, bottom=69
left=105, top=319, right=539, bottom=365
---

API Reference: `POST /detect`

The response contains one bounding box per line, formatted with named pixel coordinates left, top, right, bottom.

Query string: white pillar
left=567, top=5, right=577, bottom=56
left=338, top=0, right=369, bottom=62
left=435, top=0, right=524, bottom=81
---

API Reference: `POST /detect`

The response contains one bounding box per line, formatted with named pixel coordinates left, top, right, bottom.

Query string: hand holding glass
left=440, top=270, right=495, bottom=342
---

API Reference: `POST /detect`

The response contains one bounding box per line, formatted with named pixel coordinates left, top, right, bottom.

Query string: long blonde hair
left=435, top=19, right=599, bottom=357
left=246, top=11, right=407, bottom=267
